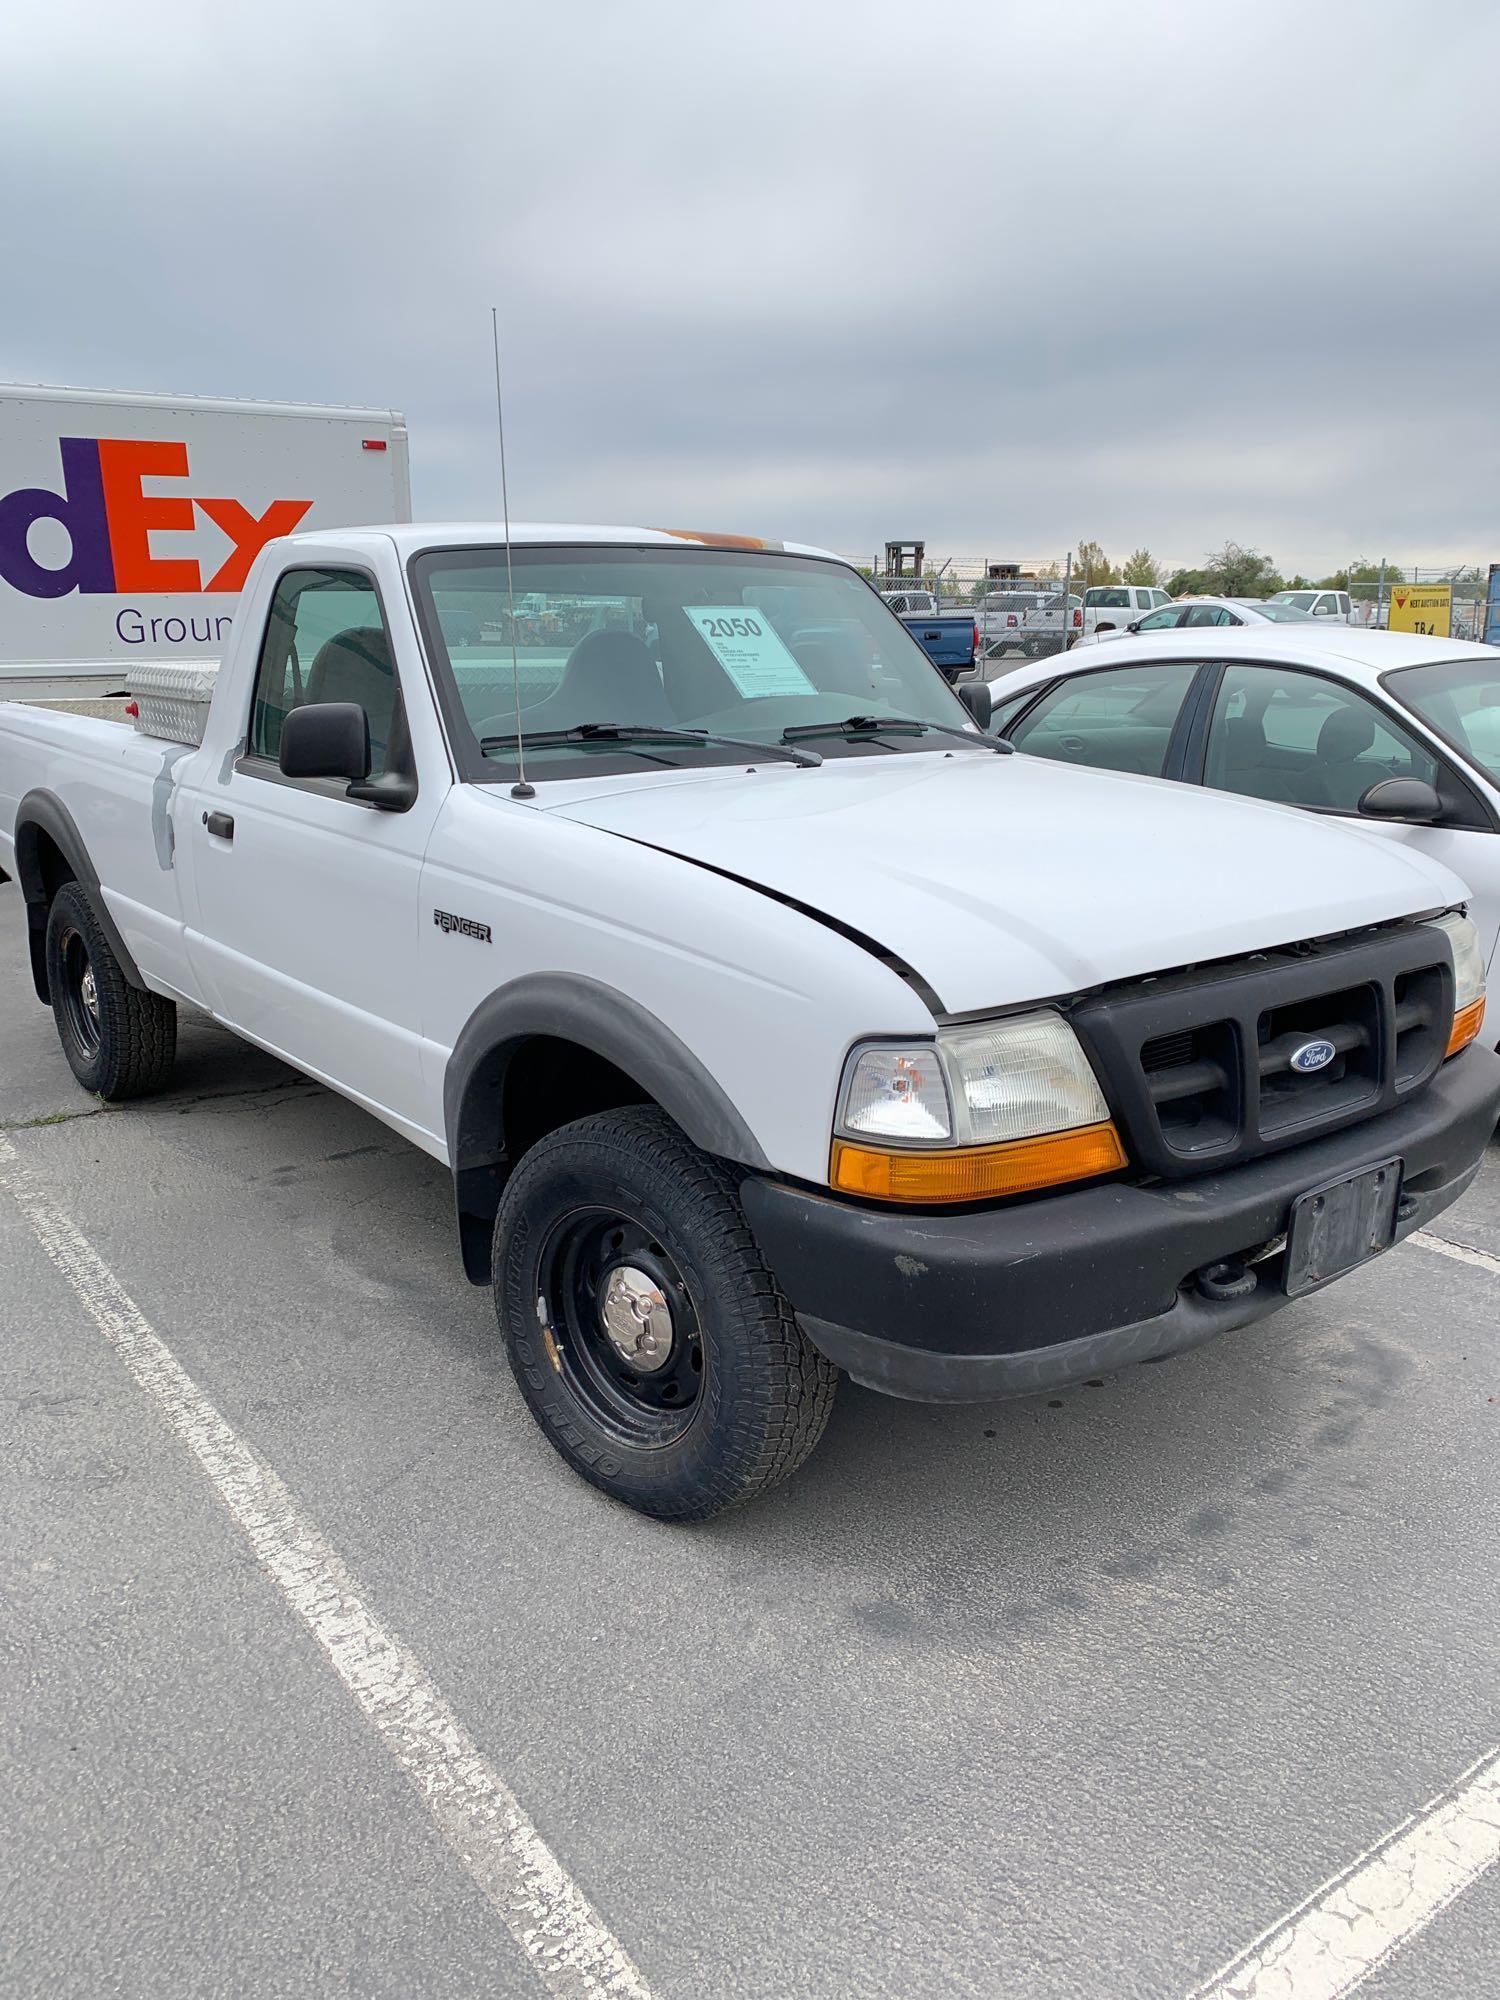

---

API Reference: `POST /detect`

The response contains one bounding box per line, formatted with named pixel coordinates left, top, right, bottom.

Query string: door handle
left=203, top=810, right=235, bottom=841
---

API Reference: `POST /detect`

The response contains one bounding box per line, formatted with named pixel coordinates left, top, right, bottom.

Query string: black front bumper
left=740, top=1046, right=1500, bottom=1402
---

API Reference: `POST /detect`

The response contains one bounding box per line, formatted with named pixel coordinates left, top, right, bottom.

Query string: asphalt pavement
left=2, top=885, right=1497, bottom=2000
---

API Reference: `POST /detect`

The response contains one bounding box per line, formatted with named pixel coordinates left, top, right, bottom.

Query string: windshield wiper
left=478, top=721, right=822, bottom=768
left=781, top=713, right=1013, bottom=754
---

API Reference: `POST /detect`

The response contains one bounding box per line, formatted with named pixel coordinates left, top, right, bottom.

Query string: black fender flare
left=445, top=972, right=770, bottom=1281
left=13, top=790, right=147, bottom=1004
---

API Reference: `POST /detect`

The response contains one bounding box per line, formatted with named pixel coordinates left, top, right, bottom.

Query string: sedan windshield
left=410, top=545, right=980, bottom=781
left=1386, top=657, right=1500, bottom=785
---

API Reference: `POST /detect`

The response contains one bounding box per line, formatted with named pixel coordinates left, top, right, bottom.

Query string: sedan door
left=1003, top=659, right=1210, bottom=777
left=1196, top=659, right=1500, bottom=963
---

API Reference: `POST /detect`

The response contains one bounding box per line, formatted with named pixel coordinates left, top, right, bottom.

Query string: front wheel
left=45, top=881, right=177, bottom=1100
left=493, top=1107, right=837, bottom=1519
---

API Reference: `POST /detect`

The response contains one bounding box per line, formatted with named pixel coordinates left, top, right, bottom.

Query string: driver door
left=182, top=562, right=447, bottom=1144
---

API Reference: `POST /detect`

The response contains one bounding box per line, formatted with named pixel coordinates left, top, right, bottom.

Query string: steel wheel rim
left=535, top=1206, right=706, bottom=1447
left=59, top=928, right=101, bottom=1059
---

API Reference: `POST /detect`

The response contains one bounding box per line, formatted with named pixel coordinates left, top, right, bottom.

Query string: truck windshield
left=409, top=545, right=980, bottom=781
left=1385, top=657, right=1500, bottom=786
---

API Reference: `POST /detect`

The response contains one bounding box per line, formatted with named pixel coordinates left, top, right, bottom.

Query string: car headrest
left=540, top=627, right=671, bottom=727
left=1316, top=706, right=1378, bottom=763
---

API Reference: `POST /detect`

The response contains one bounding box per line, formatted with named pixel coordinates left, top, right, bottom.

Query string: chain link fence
left=871, top=553, right=1499, bottom=656
left=871, top=555, right=1086, bottom=664
left=1342, top=566, right=1489, bottom=641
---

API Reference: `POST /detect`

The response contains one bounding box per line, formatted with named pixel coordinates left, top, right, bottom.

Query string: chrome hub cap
left=600, top=1264, right=674, bottom=1373
left=80, top=966, right=99, bottom=1020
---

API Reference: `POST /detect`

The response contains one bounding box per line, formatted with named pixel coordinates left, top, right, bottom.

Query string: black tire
left=493, top=1106, right=837, bottom=1520
left=45, top=881, right=177, bottom=1100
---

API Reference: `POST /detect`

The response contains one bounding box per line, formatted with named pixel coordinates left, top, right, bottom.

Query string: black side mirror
left=279, top=702, right=371, bottom=783
left=1126, top=619, right=1142, bottom=633
left=1358, top=777, right=1443, bottom=823
left=956, top=677, right=993, bottom=729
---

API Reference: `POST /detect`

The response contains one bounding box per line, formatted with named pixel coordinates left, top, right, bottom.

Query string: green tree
left=1201, top=541, right=1282, bottom=597
left=1166, top=567, right=1209, bottom=596
left=1122, top=548, right=1163, bottom=587
left=1073, top=540, right=1116, bottom=587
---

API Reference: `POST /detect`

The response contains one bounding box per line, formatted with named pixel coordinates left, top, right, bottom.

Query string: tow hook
left=1196, top=1259, right=1258, bottom=1303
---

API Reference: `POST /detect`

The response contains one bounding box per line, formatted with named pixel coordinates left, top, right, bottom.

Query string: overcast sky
left=4, top=0, right=1497, bottom=576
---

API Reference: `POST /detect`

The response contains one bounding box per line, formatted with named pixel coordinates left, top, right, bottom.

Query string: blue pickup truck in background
left=878, top=587, right=979, bottom=681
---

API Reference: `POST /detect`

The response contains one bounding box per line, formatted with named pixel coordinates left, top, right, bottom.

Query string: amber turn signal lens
left=1447, top=997, right=1486, bottom=1059
left=830, top=1121, right=1127, bottom=1204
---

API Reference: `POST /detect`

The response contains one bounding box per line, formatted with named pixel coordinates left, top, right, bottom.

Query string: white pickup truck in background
left=2, top=523, right=1496, bottom=1520
left=0, top=382, right=410, bottom=701
left=1082, top=583, right=1174, bottom=635
left=978, top=587, right=1084, bottom=659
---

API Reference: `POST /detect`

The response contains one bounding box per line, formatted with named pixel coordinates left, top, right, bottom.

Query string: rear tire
left=493, top=1106, right=837, bottom=1520
left=45, top=881, right=177, bottom=1100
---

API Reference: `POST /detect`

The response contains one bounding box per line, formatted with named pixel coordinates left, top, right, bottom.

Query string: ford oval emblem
left=1290, top=1038, right=1337, bottom=1074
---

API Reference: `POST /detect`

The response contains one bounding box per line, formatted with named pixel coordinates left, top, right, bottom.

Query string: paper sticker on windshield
left=684, top=606, right=816, bottom=699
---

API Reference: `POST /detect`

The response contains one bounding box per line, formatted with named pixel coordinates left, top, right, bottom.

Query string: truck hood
left=545, top=753, right=1468, bottom=1015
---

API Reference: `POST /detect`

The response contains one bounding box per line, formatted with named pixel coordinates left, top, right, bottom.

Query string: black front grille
left=1141, top=1022, right=1240, bottom=1155
left=1074, top=925, right=1455, bottom=1178
left=1257, top=982, right=1380, bottom=1138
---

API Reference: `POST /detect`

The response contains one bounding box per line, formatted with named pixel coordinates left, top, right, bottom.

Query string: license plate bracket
left=1284, top=1157, right=1403, bottom=1299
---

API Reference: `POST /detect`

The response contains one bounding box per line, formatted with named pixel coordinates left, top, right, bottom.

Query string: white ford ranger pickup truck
left=2, top=525, right=1496, bottom=1520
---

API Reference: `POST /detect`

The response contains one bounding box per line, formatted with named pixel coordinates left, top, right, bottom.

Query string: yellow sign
left=1388, top=583, right=1451, bottom=636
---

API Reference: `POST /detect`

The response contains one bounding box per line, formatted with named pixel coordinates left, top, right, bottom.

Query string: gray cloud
left=3, top=0, right=1498, bottom=574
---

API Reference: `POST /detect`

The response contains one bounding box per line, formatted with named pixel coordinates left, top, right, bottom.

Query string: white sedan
left=1076, top=594, right=1317, bottom=645
left=985, top=624, right=1500, bottom=1017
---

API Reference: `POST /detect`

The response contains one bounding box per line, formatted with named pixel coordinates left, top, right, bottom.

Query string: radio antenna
left=491, top=305, right=533, bottom=800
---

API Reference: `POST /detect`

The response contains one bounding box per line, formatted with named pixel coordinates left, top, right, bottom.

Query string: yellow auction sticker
left=1388, top=584, right=1452, bottom=637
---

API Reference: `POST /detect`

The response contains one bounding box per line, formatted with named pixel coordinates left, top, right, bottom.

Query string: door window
left=1183, top=605, right=1234, bottom=627
left=1008, top=662, right=1201, bottom=776
left=1204, top=663, right=1439, bottom=812
left=1136, top=605, right=1183, bottom=630
left=248, top=568, right=399, bottom=775
left=992, top=686, right=1045, bottom=731
left=1311, top=594, right=1338, bottom=616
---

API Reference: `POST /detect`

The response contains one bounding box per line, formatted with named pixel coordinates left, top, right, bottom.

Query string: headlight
left=832, top=1011, right=1124, bottom=1202
left=1429, top=911, right=1487, bottom=1056
left=936, top=1013, right=1112, bottom=1144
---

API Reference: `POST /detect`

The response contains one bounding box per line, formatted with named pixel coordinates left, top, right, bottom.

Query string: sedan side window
left=249, top=567, right=400, bottom=775
left=1008, top=662, right=1202, bottom=776
left=1136, top=606, right=1182, bottom=630
left=992, top=686, right=1045, bottom=732
left=1183, top=605, right=1233, bottom=628
left=1204, top=663, right=1439, bottom=813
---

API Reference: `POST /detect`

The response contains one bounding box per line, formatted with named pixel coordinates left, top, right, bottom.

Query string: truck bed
left=0, top=699, right=199, bottom=1000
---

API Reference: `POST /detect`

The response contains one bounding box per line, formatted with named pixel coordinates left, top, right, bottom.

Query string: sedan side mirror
left=1358, top=776, right=1443, bottom=824
left=956, top=677, right=993, bottom=729
left=279, top=702, right=371, bottom=783
left=1126, top=619, right=1143, bottom=633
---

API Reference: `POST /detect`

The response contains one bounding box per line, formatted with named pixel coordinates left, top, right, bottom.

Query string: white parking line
left=0, top=1133, right=655, bottom=2000
left=1409, top=1228, right=1500, bottom=1278
left=1189, top=1747, right=1500, bottom=2000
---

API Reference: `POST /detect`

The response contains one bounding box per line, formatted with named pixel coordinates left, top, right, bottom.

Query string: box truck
left=0, top=383, right=410, bottom=699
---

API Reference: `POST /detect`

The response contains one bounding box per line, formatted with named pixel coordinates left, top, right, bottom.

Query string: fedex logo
left=0, top=437, right=312, bottom=599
